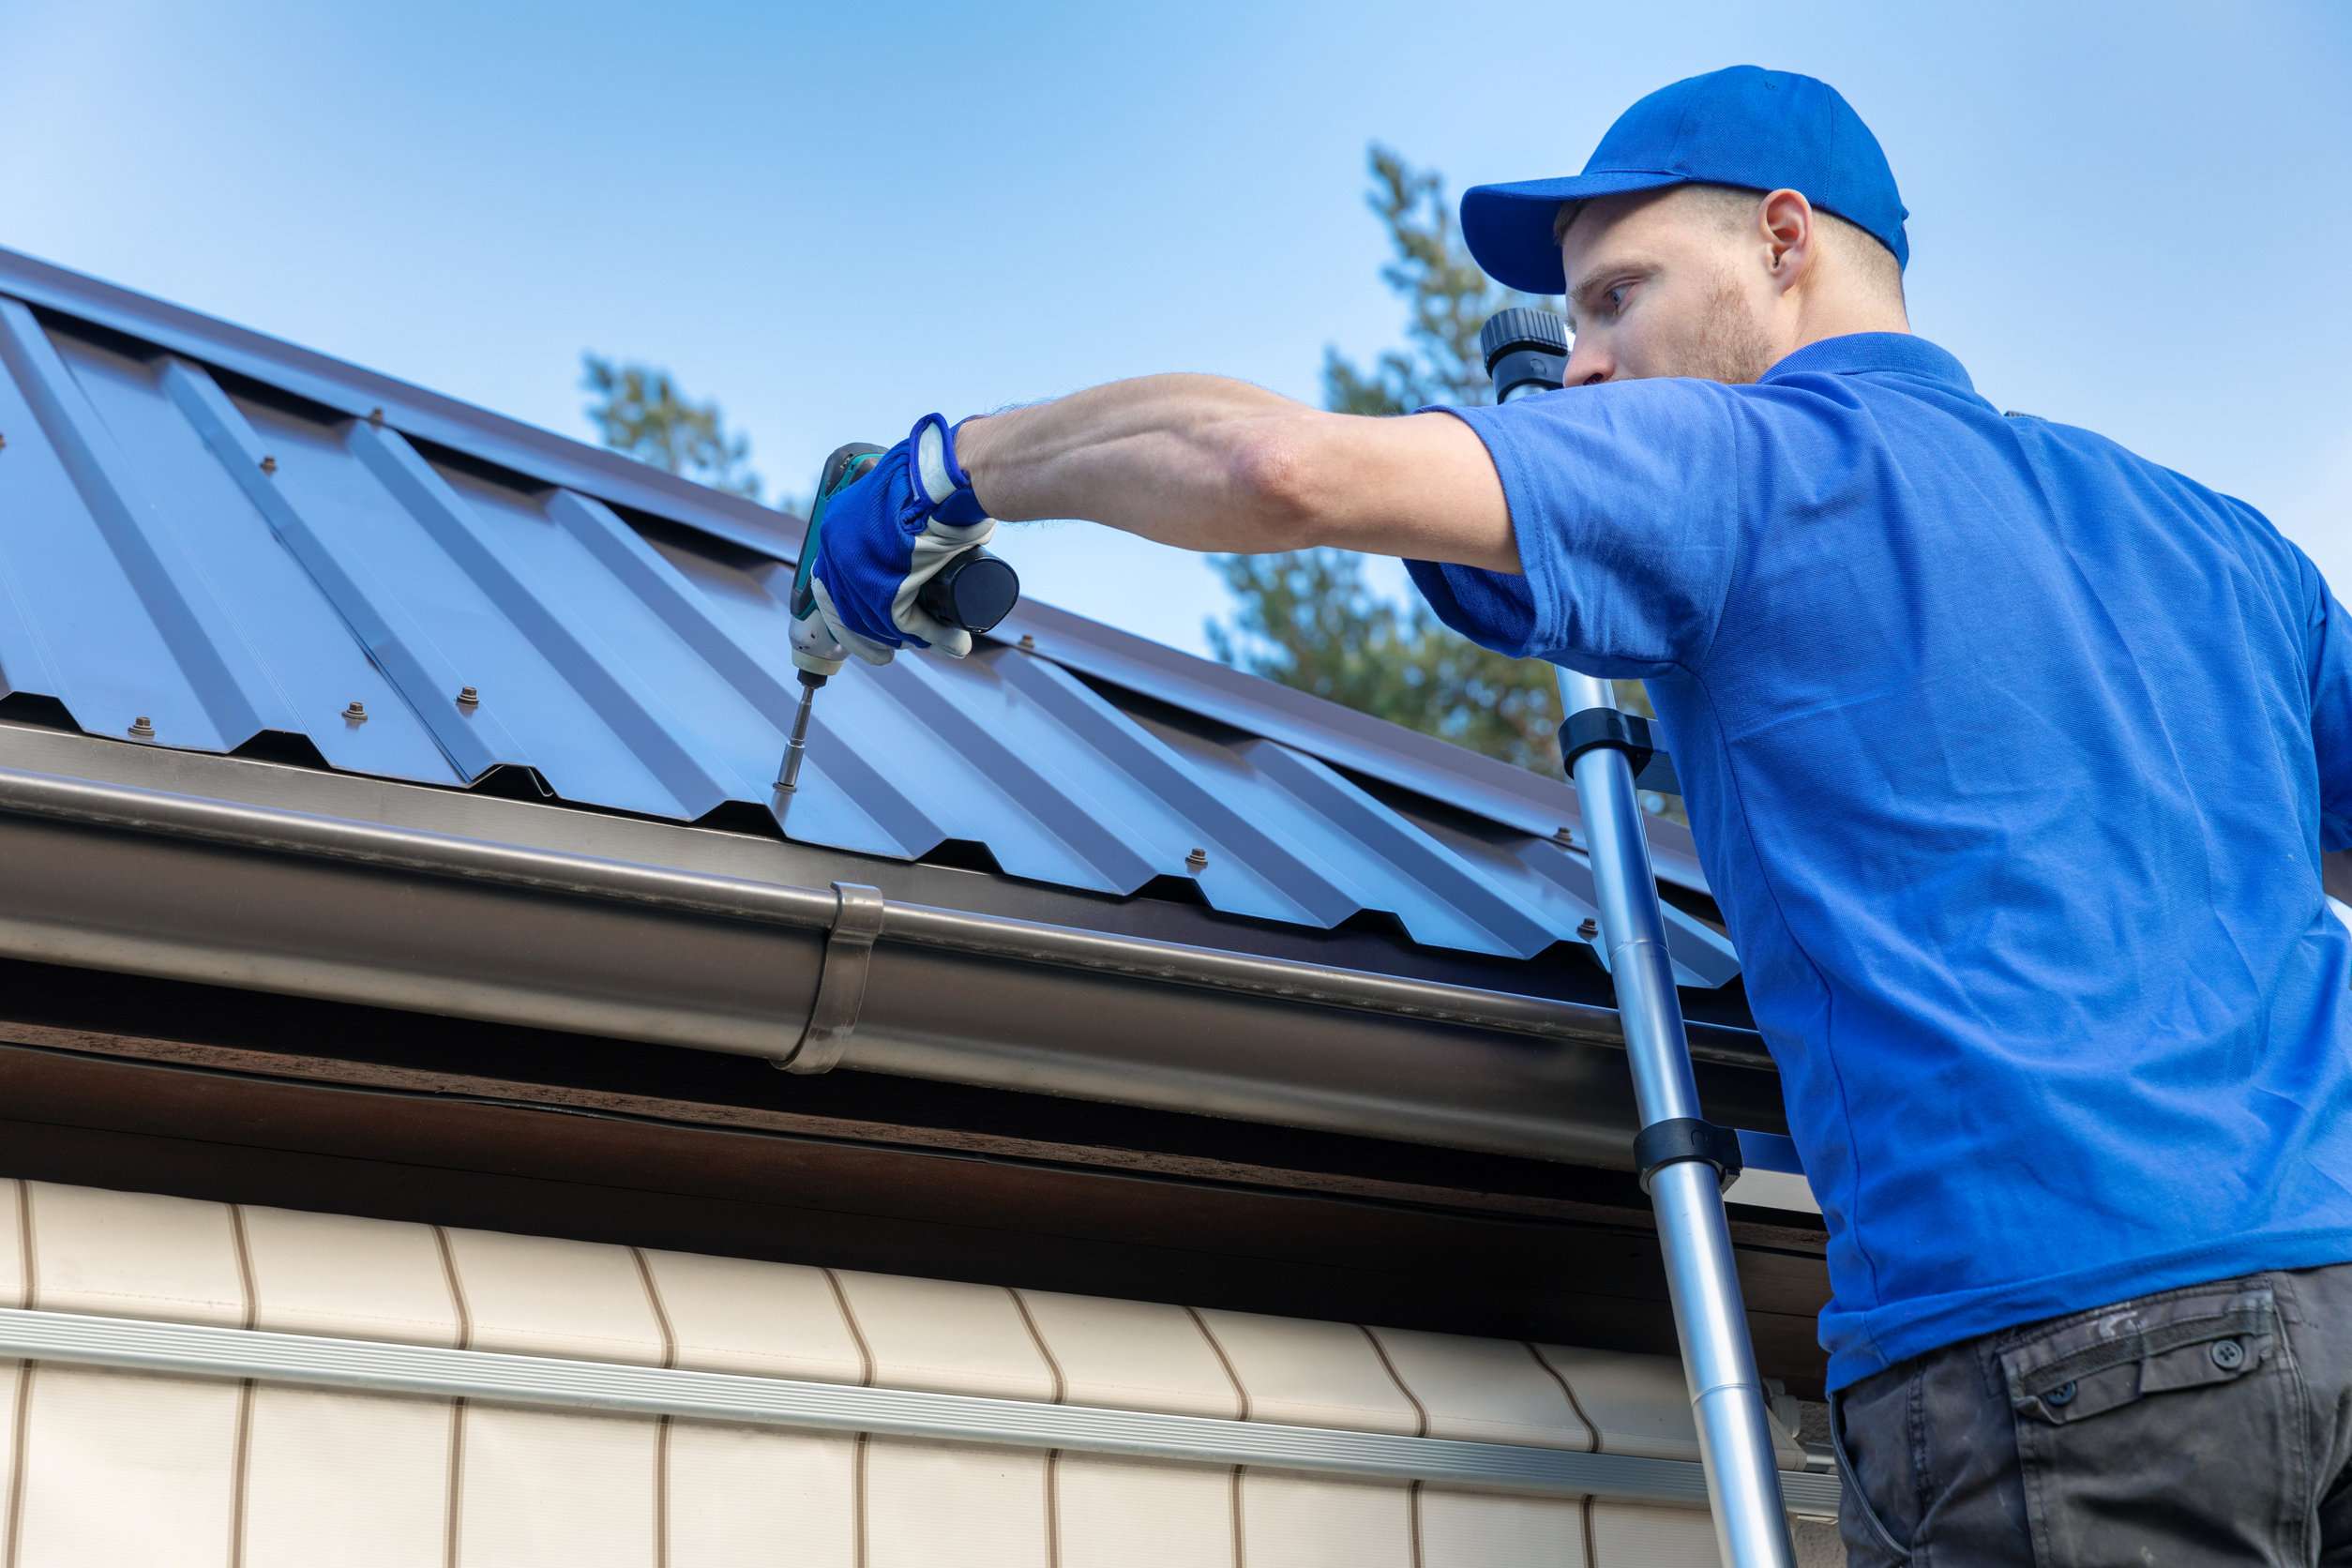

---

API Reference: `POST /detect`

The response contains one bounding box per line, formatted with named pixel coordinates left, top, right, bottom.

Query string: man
left=807, top=66, right=2352, bottom=1562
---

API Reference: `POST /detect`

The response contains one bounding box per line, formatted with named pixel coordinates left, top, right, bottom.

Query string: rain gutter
left=0, top=759, right=1785, bottom=1168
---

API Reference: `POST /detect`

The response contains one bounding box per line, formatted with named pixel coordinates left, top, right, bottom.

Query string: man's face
left=1556, top=188, right=1782, bottom=387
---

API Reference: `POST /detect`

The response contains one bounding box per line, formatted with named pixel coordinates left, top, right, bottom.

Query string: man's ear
left=1756, top=188, right=1814, bottom=292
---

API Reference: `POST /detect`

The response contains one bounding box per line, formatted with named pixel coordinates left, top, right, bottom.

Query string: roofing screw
left=259, top=455, right=278, bottom=475
left=1017, top=633, right=1036, bottom=653
left=1185, top=847, right=1209, bottom=871
left=342, top=701, right=368, bottom=723
left=456, top=686, right=480, bottom=707
left=367, top=407, right=384, bottom=427
left=1552, top=826, right=1576, bottom=848
left=0, top=432, right=8, bottom=451
left=128, top=716, right=155, bottom=739
left=1577, top=917, right=1600, bottom=940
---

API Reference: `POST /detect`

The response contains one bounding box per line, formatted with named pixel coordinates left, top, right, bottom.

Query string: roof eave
left=0, top=724, right=1780, bottom=1168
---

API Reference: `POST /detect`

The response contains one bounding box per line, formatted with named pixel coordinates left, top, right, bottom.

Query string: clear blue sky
left=5, top=0, right=2346, bottom=656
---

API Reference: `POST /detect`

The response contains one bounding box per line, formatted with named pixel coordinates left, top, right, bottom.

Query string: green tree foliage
left=580, top=354, right=761, bottom=502
left=1205, top=550, right=1573, bottom=771
left=1319, top=144, right=1530, bottom=416
left=1207, top=145, right=1669, bottom=804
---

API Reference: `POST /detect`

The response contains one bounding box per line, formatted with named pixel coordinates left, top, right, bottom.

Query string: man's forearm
left=955, top=375, right=1319, bottom=553
left=950, top=373, right=1517, bottom=571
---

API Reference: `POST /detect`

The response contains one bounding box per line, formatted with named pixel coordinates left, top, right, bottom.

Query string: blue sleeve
left=2308, top=558, right=2352, bottom=852
left=1404, top=378, right=1744, bottom=678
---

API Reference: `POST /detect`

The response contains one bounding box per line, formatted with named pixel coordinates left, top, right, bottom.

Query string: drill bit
left=775, top=671, right=824, bottom=802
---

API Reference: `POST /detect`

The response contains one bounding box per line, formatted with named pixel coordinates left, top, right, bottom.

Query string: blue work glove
left=808, top=413, right=996, bottom=665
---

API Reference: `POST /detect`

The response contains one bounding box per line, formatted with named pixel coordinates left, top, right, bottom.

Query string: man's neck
left=1789, top=298, right=1912, bottom=352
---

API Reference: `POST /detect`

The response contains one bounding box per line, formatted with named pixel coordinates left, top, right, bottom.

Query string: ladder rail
left=1556, top=668, right=1799, bottom=1568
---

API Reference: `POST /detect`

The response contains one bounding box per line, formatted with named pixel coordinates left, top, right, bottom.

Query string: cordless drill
left=775, top=442, right=1021, bottom=808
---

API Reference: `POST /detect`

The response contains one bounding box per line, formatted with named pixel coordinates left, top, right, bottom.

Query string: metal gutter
left=0, top=757, right=1788, bottom=1167
left=0, top=1308, right=1839, bottom=1517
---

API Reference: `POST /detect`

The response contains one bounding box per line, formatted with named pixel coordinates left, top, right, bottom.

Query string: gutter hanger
left=776, top=882, right=885, bottom=1074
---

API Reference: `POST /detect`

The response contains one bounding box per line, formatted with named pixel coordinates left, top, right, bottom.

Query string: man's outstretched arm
left=953, top=375, right=1520, bottom=572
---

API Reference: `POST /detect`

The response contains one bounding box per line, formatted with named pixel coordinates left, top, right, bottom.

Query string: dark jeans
left=1834, top=1262, right=2352, bottom=1565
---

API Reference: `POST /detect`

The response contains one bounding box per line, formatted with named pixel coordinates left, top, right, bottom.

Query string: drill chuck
left=1479, top=307, right=1571, bottom=403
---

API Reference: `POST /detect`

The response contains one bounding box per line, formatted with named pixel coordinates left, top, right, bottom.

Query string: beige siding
left=1055, top=1454, right=1234, bottom=1568
left=664, top=1424, right=855, bottom=1568
left=1420, top=1491, right=1591, bottom=1568
left=831, top=1272, right=1059, bottom=1402
left=1240, top=1471, right=1416, bottom=1568
left=1191, top=1310, right=1422, bottom=1433
left=439, top=1228, right=666, bottom=1364
left=1013, top=1289, right=1244, bottom=1419
left=453, top=1404, right=660, bottom=1567
left=240, top=1207, right=460, bottom=1348
left=242, top=1385, right=448, bottom=1568
left=22, top=1184, right=246, bottom=1328
left=1591, top=1499, right=1726, bottom=1561
left=1368, top=1327, right=1597, bottom=1450
left=863, top=1439, right=1051, bottom=1568
left=8, top=1364, right=240, bottom=1568
left=0, top=1177, right=1805, bottom=1566
left=639, top=1249, right=867, bottom=1383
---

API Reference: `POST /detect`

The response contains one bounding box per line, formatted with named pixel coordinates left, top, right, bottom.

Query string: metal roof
left=0, top=248, right=1735, bottom=983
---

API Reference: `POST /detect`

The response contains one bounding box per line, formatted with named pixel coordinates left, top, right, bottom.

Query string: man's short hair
left=1553, top=184, right=1904, bottom=298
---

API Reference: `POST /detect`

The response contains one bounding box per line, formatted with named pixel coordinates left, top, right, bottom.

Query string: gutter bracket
left=774, top=881, right=885, bottom=1074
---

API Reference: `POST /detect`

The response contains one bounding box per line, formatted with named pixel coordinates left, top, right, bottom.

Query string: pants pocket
left=2001, top=1278, right=2304, bottom=1567
left=1831, top=1379, right=1914, bottom=1565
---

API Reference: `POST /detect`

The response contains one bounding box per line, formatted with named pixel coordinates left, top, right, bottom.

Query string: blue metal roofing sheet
left=0, top=261, right=1737, bottom=985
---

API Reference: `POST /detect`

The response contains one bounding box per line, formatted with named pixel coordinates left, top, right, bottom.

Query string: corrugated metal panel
left=0, top=242, right=1712, bottom=882
left=0, top=277, right=1735, bottom=981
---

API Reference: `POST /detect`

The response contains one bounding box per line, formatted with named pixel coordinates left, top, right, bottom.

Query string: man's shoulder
left=1998, top=412, right=2299, bottom=561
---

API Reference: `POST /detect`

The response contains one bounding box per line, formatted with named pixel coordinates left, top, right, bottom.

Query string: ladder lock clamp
left=1558, top=708, right=1658, bottom=777
left=1633, top=1117, right=1744, bottom=1194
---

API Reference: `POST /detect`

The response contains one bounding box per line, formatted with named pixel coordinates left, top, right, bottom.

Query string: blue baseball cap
left=1461, top=66, right=1909, bottom=295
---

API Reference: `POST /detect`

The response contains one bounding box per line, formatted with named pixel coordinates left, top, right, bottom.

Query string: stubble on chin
left=1681, top=274, right=1779, bottom=384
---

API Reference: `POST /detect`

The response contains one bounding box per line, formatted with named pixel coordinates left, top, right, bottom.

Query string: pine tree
left=580, top=354, right=761, bottom=502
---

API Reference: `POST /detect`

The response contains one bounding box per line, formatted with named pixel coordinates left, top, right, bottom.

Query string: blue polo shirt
left=1409, top=333, right=2352, bottom=1390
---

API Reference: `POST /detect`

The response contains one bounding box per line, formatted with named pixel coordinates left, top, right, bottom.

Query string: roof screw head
left=128, top=716, right=154, bottom=738
left=0, top=431, right=8, bottom=451
left=1577, top=916, right=1600, bottom=940
left=343, top=700, right=368, bottom=722
left=1552, top=826, right=1576, bottom=848
left=367, top=406, right=384, bottom=426
left=1185, top=847, right=1209, bottom=871
left=1017, top=632, right=1036, bottom=652
left=457, top=686, right=480, bottom=706
left=259, top=455, right=278, bottom=475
